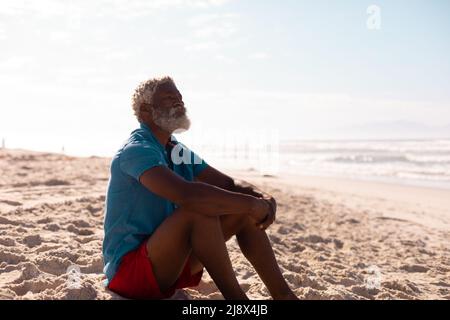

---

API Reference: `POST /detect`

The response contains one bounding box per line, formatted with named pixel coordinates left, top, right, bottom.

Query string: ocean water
left=202, top=139, right=450, bottom=190
left=280, top=139, right=450, bottom=189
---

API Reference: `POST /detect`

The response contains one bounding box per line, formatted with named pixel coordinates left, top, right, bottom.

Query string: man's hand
left=256, top=195, right=277, bottom=230
left=194, top=165, right=277, bottom=229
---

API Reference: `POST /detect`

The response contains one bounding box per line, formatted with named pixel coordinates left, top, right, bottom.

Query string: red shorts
left=108, top=239, right=203, bottom=299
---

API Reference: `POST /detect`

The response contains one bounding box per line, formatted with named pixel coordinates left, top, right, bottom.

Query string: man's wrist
left=249, top=197, right=260, bottom=217
left=234, top=181, right=264, bottom=198
left=249, top=197, right=270, bottom=222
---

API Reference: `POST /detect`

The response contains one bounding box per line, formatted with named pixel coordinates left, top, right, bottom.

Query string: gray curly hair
left=131, top=76, right=175, bottom=122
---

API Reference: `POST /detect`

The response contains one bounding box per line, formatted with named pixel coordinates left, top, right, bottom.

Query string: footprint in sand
left=400, top=264, right=429, bottom=273
left=241, top=270, right=254, bottom=280
left=23, top=235, right=42, bottom=248
left=44, top=223, right=60, bottom=232
left=64, top=282, right=98, bottom=300
left=283, top=272, right=326, bottom=290
left=72, top=220, right=92, bottom=228
left=292, top=243, right=306, bottom=252
left=35, top=256, right=72, bottom=276
left=42, top=179, right=71, bottom=186
left=0, top=250, right=27, bottom=265
left=382, top=280, right=421, bottom=295
left=12, top=263, right=41, bottom=283
left=0, top=237, right=16, bottom=246
left=350, top=285, right=378, bottom=299
left=333, top=239, right=344, bottom=249
left=285, top=261, right=306, bottom=273
left=0, top=199, right=23, bottom=206
left=86, top=204, right=102, bottom=215
left=431, top=281, right=450, bottom=288
left=338, top=278, right=359, bottom=287
left=0, top=216, right=21, bottom=226
left=292, top=222, right=305, bottom=231
left=277, top=226, right=291, bottom=235
left=78, top=255, right=103, bottom=274
left=36, top=217, right=52, bottom=224
left=67, top=224, right=94, bottom=236
left=400, top=239, right=426, bottom=247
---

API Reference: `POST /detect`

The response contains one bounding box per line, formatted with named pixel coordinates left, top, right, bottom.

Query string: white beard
left=152, top=106, right=191, bottom=134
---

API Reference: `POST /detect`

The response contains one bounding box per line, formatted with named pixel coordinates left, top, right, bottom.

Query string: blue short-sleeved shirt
left=102, top=122, right=208, bottom=283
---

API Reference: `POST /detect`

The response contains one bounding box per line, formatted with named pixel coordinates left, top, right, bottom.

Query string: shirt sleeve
left=119, top=142, right=167, bottom=181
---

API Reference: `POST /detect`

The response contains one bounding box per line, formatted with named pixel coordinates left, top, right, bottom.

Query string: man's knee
left=220, top=213, right=251, bottom=239
left=174, top=206, right=220, bottom=225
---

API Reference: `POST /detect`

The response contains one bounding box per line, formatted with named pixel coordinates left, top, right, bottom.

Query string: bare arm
left=194, top=166, right=266, bottom=197
left=195, top=165, right=277, bottom=230
left=139, top=166, right=270, bottom=221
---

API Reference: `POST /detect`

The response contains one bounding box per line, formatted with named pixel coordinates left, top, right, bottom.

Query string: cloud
left=0, top=0, right=234, bottom=20
left=0, top=0, right=67, bottom=18
left=182, top=13, right=239, bottom=52
left=0, top=56, right=34, bottom=71
left=0, top=27, right=6, bottom=40
left=215, top=54, right=234, bottom=64
left=187, top=13, right=238, bottom=38
left=184, top=40, right=221, bottom=52
left=56, top=66, right=99, bottom=78
left=48, top=30, right=73, bottom=45
left=103, top=51, right=134, bottom=62
left=80, top=46, right=140, bottom=62
left=248, top=52, right=271, bottom=60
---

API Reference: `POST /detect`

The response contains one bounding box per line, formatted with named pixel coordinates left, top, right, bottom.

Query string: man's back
left=102, top=122, right=208, bottom=283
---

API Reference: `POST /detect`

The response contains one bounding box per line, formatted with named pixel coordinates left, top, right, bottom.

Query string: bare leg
left=236, top=220, right=298, bottom=299
left=146, top=207, right=248, bottom=300
left=189, top=214, right=298, bottom=300
left=187, top=212, right=255, bottom=275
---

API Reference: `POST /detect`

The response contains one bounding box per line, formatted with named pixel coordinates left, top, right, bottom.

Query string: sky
left=0, top=0, right=449, bottom=156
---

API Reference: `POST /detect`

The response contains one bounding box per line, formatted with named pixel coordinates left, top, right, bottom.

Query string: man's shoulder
left=118, top=130, right=162, bottom=160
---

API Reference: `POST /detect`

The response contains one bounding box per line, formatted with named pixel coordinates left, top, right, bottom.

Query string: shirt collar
left=139, top=122, right=178, bottom=151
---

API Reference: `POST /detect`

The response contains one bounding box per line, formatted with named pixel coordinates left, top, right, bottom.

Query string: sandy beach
left=0, top=148, right=449, bottom=300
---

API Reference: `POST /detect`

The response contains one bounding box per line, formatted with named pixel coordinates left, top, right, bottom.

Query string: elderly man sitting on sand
left=102, top=76, right=298, bottom=300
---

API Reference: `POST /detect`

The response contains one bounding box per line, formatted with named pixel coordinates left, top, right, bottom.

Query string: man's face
left=149, top=81, right=190, bottom=133
left=153, top=82, right=185, bottom=115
